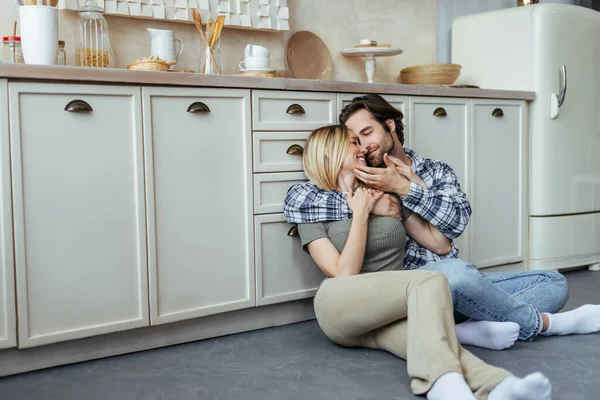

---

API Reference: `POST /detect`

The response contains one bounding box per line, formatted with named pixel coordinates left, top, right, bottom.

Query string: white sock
left=455, top=320, right=520, bottom=350
left=427, top=372, right=476, bottom=400
left=540, top=304, right=600, bottom=336
left=488, top=372, right=552, bottom=400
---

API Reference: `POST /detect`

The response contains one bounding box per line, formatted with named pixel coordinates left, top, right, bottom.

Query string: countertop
left=0, top=64, right=535, bottom=101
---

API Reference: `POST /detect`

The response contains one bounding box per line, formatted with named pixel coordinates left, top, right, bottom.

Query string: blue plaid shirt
left=283, top=148, right=470, bottom=269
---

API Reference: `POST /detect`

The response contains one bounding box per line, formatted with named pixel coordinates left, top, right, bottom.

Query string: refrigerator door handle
left=550, top=65, right=567, bottom=119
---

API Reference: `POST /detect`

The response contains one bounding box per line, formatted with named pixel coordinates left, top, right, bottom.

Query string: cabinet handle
left=187, top=102, right=211, bottom=113
left=286, top=144, right=304, bottom=156
left=492, top=108, right=504, bottom=118
left=286, top=104, right=306, bottom=115
left=64, top=100, right=93, bottom=113
left=287, top=225, right=299, bottom=236
left=433, top=107, right=447, bottom=117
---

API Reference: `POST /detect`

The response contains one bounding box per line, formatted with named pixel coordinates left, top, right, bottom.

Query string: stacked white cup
left=239, top=44, right=271, bottom=71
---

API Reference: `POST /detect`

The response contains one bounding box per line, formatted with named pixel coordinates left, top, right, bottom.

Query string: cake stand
left=340, top=47, right=403, bottom=83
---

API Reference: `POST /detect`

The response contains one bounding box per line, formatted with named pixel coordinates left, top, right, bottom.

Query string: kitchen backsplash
left=0, top=0, right=438, bottom=83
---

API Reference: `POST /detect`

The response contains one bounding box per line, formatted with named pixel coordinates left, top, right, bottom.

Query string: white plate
left=240, top=68, right=275, bottom=73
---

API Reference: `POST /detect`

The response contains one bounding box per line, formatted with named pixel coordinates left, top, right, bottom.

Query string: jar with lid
left=75, top=0, right=114, bottom=68
left=2, top=36, right=24, bottom=64
left=56, top=40, right=66, bottom=66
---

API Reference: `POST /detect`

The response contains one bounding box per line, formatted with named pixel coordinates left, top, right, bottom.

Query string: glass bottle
left=56, top=40, right=66, bottom=66
left=2, top=36, right=24, bottom=64
left=75, top=0, right=114, bottom=68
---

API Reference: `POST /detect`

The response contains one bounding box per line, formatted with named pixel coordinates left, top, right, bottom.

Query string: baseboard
left=0, top=299, right=316, bottom=377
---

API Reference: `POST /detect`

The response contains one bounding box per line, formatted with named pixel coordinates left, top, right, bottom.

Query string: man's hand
left=353, top=154, right=411, bottom=197
left=387, top=154, right=428, bottom=189
left=371, top=193, right=403, bottom=220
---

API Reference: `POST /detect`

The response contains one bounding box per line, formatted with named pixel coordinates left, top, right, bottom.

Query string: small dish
left=239, top=68, right=275, bottom=73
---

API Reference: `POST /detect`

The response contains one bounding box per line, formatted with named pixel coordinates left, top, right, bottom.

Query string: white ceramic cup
left=239, top=56, right=270, bottom=70
left=19, top=5, right=58, bottom=65
left=244, top=44, right=270, bottom=58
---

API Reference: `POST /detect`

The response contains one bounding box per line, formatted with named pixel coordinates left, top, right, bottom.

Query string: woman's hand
left=347, top=187, right=384, bottom=218
left=385, top=154, right=428, bottom=189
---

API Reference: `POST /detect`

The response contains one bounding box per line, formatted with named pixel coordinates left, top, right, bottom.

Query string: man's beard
left=367, top=133, right=395, bottom=167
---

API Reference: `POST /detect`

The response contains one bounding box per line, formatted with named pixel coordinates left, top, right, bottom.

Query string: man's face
left=344, top=109, right=394, bottom=167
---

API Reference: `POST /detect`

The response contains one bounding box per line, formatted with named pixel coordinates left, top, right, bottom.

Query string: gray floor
left=1, top=270, right=599, bottom=400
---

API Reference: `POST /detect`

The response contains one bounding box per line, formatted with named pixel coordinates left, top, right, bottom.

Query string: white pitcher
left=148, top=28, right=184, bottom=69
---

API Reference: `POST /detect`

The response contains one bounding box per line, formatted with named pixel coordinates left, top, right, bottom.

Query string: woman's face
left=340, top=132, right=367, bottom=174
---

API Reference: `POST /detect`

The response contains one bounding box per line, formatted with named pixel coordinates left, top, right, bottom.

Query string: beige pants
left=313, top=270, right=512, bottom=399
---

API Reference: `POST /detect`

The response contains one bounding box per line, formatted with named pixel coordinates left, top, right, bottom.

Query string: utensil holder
left=200, top=39, right=223, bottom=74
left=19, top=5, right=58, bottom=65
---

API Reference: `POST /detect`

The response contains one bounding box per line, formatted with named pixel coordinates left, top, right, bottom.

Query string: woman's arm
left=305, top=188, right=382, bottom=278
left=403, top=213, right=452, bottom=255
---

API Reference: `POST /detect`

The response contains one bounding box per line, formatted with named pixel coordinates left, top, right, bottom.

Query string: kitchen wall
left=0, top=0, right=438, bottom=83
left=438, top=0, right=595, bottom=63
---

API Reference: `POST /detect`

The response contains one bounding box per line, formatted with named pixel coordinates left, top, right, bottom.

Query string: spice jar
left=74, top=0, right=114, bottom=68
left=2, top=36, right=24, bottom=64
left=56, top=40, right=66, bottom=65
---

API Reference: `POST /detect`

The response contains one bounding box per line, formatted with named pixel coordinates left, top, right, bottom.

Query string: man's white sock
left=488, top=372, right=552, bottom=400
left=540, top=304, right=600, bottom=336
left=427, top=372, right=476, bottom=400
left=455, top=320, right=520, bottom=350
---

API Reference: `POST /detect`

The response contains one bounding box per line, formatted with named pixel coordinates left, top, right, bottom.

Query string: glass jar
left=75, top=0, right=114, bottom=68
left=2, top=36, right=24, bottom=64
left=56, top=40, right=66, bottom=66
left=199, top=39, right=223, bottom=74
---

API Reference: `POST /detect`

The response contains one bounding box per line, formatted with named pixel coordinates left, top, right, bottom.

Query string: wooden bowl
left=399, top=63, right=461, bottom=85
left=127, top=59, right=174, bottom=72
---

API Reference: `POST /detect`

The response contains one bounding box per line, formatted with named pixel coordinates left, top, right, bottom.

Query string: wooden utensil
left=209, top=15, right=225, bottom=51
left=206, top=17, right=216, bottom=45
left=192, top=9, right=220, bottom=74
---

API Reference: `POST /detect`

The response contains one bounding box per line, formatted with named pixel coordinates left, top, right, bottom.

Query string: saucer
left=240, top=68, right=275, bottom=73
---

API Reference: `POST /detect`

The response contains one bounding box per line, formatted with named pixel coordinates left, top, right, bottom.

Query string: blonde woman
left=284, top=125, right=551, bottom=400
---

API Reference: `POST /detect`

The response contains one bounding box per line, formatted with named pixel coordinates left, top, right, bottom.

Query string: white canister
left=19, top=5, right=58, bottom=66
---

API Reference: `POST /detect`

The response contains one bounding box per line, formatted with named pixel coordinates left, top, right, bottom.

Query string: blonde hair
left=303, top=125, right=351, bottom=191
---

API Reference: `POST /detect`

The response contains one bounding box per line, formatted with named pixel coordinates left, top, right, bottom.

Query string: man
left=285, top=94, right=600, bottom=350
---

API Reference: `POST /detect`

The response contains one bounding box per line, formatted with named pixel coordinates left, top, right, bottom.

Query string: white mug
left=239, top=56, right=270, bottom=70
left=148, top=28, right=184, bottom=69
left=244, top=44, right=270, bottom=58
left=19, top=5, right=58, bottom=65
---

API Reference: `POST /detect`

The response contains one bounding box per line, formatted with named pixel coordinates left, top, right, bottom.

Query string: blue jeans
left=419, top=259, right=569, bottom=341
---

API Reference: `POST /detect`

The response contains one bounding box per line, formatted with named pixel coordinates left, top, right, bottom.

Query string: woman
left=285, top=125, right=551, bottom=400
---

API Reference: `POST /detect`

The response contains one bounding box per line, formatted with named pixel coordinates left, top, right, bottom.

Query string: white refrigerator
left=452, top=4, right=600, bottom=271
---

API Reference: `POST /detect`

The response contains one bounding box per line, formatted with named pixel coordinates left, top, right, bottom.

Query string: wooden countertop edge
left=0, top=65, right=536, bottom=101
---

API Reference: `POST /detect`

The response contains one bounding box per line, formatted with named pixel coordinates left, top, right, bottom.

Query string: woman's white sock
left=540, top=304, right=600, bottom=336
left=455, top=320, right=520, bottom=350
left=427, top=372, right=476, bottom=400
left=488, top=372, right=552, bottom=400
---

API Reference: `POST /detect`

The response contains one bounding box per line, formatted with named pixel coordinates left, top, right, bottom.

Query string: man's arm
left=401, top=164, right=471, bottom=240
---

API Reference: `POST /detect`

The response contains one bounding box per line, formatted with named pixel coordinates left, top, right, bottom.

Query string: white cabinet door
left=337, top=94, right=410, bottom=148
left=0, top=80, right=15, bottom=349
left=409, top=97, right=470, bottom=260
left=143, top=87, right=254, bottom=325
left=470, top=100, right=526, bottom=268
left=255, top=214, right=324, bottom=306
left=9, top=83, right=149, bottom=348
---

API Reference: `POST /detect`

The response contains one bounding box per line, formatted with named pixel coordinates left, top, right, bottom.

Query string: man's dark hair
left=339, top=94, right=405, bottom=145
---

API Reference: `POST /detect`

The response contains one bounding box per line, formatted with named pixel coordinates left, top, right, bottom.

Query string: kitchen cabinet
left=0, top=80, right=15, bottom=350
left=252, top=131, right=310, bottom=173
left=253, top=172, right=308, bottom=214
left=408, top=97, right=471, bottom=260
left=255, top=214, right=324, bottom=306
left=337, top=94, right=410, bottom=148
left=469, top=100, right=526, bottom=268
left=9, top=83, right=149, bottom=348
left=143, top=87, right=255, bottom=325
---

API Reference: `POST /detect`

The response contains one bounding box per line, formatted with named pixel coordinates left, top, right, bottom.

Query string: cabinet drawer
left=255, top=214, right=324, bottom=306
left=253, top=172, right=308, bottom=214
left=253, top=131, right=309, bottom=173
left=252, top=90, right=336, bottom=131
